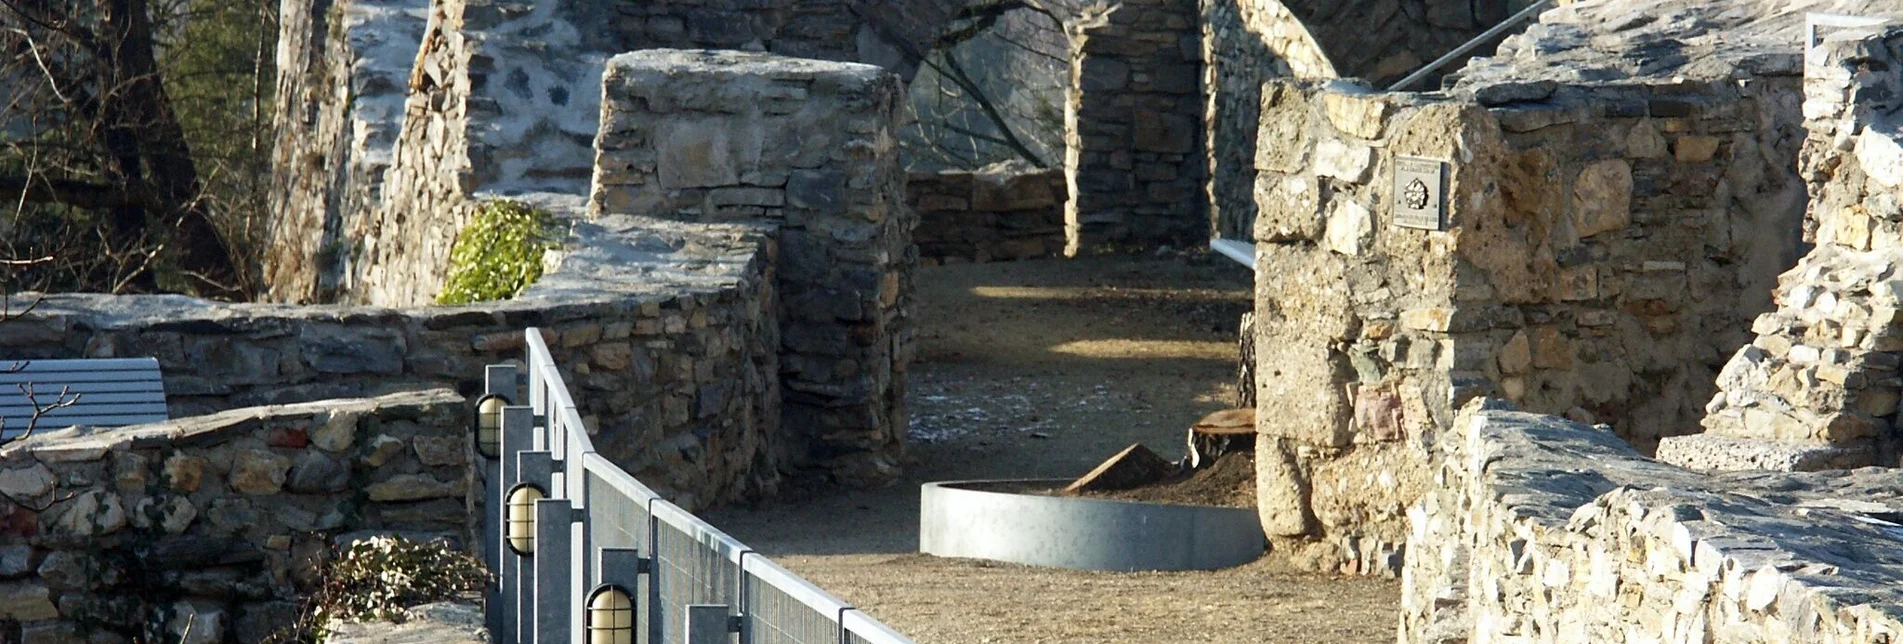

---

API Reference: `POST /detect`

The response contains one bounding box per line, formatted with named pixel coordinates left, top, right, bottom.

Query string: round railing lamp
left=586, top=584, right=636, bottom=644
left=506, top=483, right=545, bottom=556
left=473, top=394, right=509, bottom=459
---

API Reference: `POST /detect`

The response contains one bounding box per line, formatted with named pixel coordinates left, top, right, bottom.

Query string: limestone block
left=1323, top=199, right=1373, bottom=256
left=1315, top=139, right=1375, bottom=183
left=1572, top=159, right=1633, bottom=238
left=1254, top=438, right=1312, bottom=537
left=1323, top=91, right=1392, bottom=139
left=1253, top=174, right=1323, bottom=242
left=1856, top=127, right=1903, bottom=188
left=229, top=450, right=293, bottom=495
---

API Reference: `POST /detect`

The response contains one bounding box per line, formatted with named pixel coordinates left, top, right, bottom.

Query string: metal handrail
left=1388, top=0, right=1557, bottom=92
left=502, top=327, right=916, bottom=644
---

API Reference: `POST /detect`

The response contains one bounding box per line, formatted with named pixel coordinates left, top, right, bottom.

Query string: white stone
left=1314, top=140, right=1374, bottom=183
left=1855, top=127, right=1903, bottom=188
left=1323, top=200, right=1373, bottom=256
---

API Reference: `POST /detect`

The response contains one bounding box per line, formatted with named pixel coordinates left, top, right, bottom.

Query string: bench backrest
left=0, top=358, right=168, bottom=436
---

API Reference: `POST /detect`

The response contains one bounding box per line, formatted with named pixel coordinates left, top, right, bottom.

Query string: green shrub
left=437, top=200, right=563, bottom=305
left=264, top=535, right=489, bottom=644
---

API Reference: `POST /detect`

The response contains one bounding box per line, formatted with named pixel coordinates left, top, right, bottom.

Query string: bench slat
left=0, top=402, right=169, bottom=417
left=0, top=358, right=161, bottom=371
left=0, top=392, right=165, bottom=406
left=0, top=371, right=168, bottom=385
left=0, top=381, right=166, bottom=395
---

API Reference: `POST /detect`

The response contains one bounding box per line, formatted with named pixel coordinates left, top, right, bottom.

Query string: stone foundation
left=1401, top=400, right=1903, bottom=643
left=1668, top=21, right=1903, bottom=472
left=0, top=390, right=474, bottom=643
left=1065, top=0, right=1208, bottom=254
left=909, top=164, right=1067, bottom=264
left=589, top=50, right=914, bottom=484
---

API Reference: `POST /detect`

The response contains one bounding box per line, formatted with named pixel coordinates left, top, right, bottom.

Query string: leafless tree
left=0, top=0, right=255, bottom=299
left=0, top=255, right=80, bottom=444
left=901, top=0, right=1079, bottom=171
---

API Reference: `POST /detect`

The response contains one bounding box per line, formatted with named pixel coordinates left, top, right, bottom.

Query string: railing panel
left=515, top=328, right=915, bottom=644
left=742, top=556, right=850, bottom=644
left=842, top=610, right=916, bottom=644
left=653, top=501, right=748, bottom=643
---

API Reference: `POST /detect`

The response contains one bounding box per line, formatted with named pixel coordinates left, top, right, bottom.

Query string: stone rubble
left=1666, top=22, right=1903, bottom=472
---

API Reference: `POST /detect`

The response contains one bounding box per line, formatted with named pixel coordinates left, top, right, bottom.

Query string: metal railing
left=479, top=328, right=916, bottom=644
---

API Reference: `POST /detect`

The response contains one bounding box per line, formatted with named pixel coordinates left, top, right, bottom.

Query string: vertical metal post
left=499, top=405, right=534, bottom=644
left=535, top=498, right=577, bottom=644
left=573, top=461, right=592, bottom=644
left=646, top=499, right=664, bottom=644
left=517, top=450, right=554, bottom=644
left=685, top=605, right=733, bottom=644
left=483, top=365, right=517, bottom=640
left=598, top=548, right=648, bottom=644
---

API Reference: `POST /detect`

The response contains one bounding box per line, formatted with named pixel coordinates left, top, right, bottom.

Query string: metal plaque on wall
left=1392, top=156, right=1446, bottom=231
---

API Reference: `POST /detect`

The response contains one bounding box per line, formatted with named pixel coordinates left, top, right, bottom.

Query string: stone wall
left=1664, top=22, right=1903, bottom=473
left=1, top=210, right=788, bottom=508
left=1065, top=0, right=1208, bottom=254
left=1251, top=65, right=1808, bottom=572
left=266, top=0, right=428, bottom=304
left=909, top=164, right=1067, bottom=264
left=590, top=51, right=914, bottom=484
left=1401, top=400, right=1903, bottom=644
left=0, top=390, right=474, bottom=644
left=1200, top=0, right=1518, bottom=244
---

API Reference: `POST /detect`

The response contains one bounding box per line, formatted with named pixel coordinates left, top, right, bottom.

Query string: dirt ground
left=706, top=253, right=1400, bottom=644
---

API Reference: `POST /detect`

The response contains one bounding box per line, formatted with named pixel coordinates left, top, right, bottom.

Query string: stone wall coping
left=1460, top=404, right=1903, bottom=610
left=0, top=388, right=463, bottom=461
left=9, top=200, right=771, bottom=333
left=606, top=49, right=886, bottom=80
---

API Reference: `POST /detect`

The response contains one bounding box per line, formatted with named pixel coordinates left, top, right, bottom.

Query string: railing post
left=517, top=450, right=554, bottom=644
left=482, top=365, right=517, bottom=640
left=535, top=498, right=579, bottom=644
left=498, top=405, right=535, bottom=644
left=646, top=499, right=664, bottom=644
left=686, top=605, right=736, bottom=644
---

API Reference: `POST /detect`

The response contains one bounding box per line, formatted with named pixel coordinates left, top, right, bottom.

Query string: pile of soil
left=1067, top=450, right=1256, bottom=508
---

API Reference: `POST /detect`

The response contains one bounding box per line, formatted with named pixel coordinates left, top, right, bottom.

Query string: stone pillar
left=590, top=50, right=914, bottom=485
left=1064, top=0, right=1207, bottom=255
left=1665, top=23, right=1903, bottom=472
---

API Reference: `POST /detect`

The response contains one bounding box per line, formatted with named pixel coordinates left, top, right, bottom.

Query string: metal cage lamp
left=586, top=584, right=636, bottom=644
left=506, top=483, right=545, bottom=556
left=473, top=394, right=509, bottom=459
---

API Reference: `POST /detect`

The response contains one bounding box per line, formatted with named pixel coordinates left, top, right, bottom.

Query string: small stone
left=286, top=452, right=348, bottom=494
left=1498, top=331, right=1532, bottom=374
left=114, top=451, right=148, bottom=493
left=54, top=491, right=125, bottom=537
left=164, top=455, right=207, bottom=493
left=0, top=546, right=32, bottom=578
left=365, top=474, right=465, bottom=502
left=36, top=551, right=84, bottom=591
left=1673, top=135, right=1722, bottom=162
left=169, top=600, right=225, bottom=644
left=0, top=582, right=59, bottom=621
left=313, top=411, right=359, bottom=452
left=1572, top=159, right=1633, bottom=237
left=361, top=435, right=406, bottom=468
left=0, top=464, right=56, bottom=500
left=591, top=343, right=633, bottom=370
left=1314, top=140, right=1375, bottom=183
left=413, top=436, right=464, bottom=467
left=266, top=535, right=292, bottom=551
left=229, top=450, right=292, bottom=496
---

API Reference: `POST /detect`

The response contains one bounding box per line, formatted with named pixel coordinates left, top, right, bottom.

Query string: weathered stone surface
left=1254, top=438, right=1312, bottom=537
left=364, top=474, right=465, bottom=502
left=326, top=601, right=486, bottom=644
left=0, top=582, right=59, bottom=621
left=0, top=464, right=56, bottom=500
left=229, top=450, right=293, bottom=496
left=54, top=490, right=126, bottom=537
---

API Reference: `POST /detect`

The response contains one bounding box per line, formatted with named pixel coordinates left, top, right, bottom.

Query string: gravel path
left=706, top=254, right=1399, bottom=643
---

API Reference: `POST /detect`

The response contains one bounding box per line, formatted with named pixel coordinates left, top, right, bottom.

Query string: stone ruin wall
left=590, top=50, right=914, bottom=483
left=1252, top=59, right=1811, bottom=573
left=1, top=212, right=788, bottom=509
left=0, top=390, right=476, bottom=644
left=908, top=165, right=1068, bottom=265
left=1664, top=23, right=1903, bottom=473
left=1201, top=0, right=1520, bottom=243
left=1065, top=0, right=1208, bottom=254
left=1400, top=401, right=1903, bottom=644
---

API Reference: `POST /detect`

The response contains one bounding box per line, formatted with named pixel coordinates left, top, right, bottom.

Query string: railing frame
left=485, top=328, right=916, bottom=644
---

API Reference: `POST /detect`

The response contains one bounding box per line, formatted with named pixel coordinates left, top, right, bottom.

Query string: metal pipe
left=1387, top=0, right=1558, bottom=92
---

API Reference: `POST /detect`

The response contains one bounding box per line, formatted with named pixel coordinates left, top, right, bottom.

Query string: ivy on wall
left=436, top=200, right=562, bottom=305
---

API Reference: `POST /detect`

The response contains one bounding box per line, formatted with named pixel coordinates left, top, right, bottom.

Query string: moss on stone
left=436, top=200, right=561, bottom=305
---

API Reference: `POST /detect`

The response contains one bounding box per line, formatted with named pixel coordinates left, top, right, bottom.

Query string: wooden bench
left=0, top=358, right=169, bottom=437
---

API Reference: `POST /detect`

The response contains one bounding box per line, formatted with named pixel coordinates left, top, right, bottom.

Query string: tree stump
left=1185, top=408, right=1255, bottom=470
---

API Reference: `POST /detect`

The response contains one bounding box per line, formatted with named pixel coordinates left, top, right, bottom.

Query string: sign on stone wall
left=1393, top=156, right=1447, bottom=231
